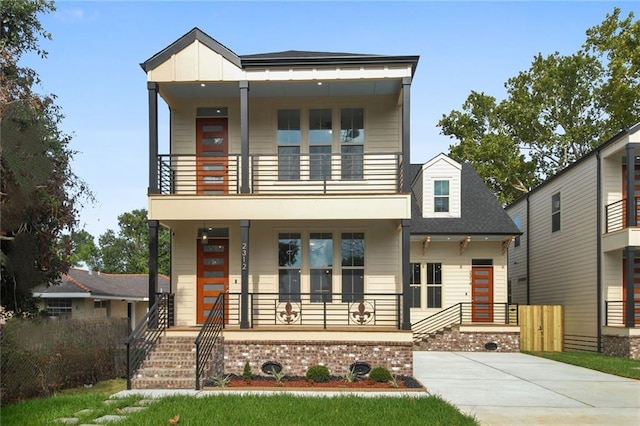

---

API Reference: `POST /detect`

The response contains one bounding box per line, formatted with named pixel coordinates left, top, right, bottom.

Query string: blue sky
left=21, top=0, right=638, bottom=239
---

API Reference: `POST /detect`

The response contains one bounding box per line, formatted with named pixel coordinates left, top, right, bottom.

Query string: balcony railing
left=605, top=198, right=640, bottom=233
left=605, top=300, right=624, bottom=326
left=156, top=152, right=403, bottom=195
left=223, top=292, right=403, bottom=329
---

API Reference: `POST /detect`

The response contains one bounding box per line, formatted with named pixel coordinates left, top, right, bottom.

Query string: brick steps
left=131, top=336, right=198, bottom=389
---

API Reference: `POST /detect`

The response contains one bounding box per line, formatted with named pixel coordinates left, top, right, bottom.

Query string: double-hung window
left=426, top=263, right=442, bottom=308
left=310, top=233, right=333, bottom=302
left=340, top=108, right=364, bottom=180
left=278, top=233, right=302, bottom=301
left=410, top=263, right=421, bottom=308
left=434, top=180, right=450, bottom=212
left=309, top=109, right=332, bottom=181
left=341, top=232, right=364, bottom=302
left=277, top=110, right=301, bottom=180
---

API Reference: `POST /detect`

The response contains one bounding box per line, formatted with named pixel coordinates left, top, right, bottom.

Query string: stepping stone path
left=54, top=398, right=157, bottom=424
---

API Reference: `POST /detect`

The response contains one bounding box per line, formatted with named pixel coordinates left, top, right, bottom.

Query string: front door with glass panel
left=471, top=266, right=494, bottom=322
left=197, top=239, right=229, bottom=324
left=196, top=117, right=228, bottom=194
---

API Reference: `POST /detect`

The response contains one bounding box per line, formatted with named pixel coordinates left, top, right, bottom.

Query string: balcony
left=605, top=198, right=640, bottom=233
left=156, top=152, right=403, bottom=195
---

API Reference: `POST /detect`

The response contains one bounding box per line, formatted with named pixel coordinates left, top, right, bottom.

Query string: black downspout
left=596, top=151, right=602, bottom=351
left=401, top=77, right=412, bottom=330
left=526, top=195, right=531, bottom=305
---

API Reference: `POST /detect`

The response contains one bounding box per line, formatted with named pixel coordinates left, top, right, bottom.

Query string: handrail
left=605, top=300, right=624, bottom=326
left=605, top=197, right=640, bottom=233
left=195, top=292, right=226, bottom=390
left=125, top=293, right=170, bottom=390
left=411, top=303, right=518, bottom=343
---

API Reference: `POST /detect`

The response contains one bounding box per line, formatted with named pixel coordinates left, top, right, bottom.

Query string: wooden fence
left=519, top=305, right=563, bottom=351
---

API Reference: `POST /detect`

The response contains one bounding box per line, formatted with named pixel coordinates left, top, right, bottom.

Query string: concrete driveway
left=413, top=351, right=640, bottom=425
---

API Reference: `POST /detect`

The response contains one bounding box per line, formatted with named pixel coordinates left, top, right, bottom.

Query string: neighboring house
left=507, top=122, right=640, bottom=359
left=33, top=268, right=170, bottom=330
left=137, top=28, right=520, bottom=387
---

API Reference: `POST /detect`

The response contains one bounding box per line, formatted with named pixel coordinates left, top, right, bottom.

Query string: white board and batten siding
left=421, top=155, right=462, bottom=218
left=526, top=155, right=599, bottom=339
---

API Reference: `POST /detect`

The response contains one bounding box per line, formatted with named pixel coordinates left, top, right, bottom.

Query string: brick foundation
left=415, top=325, right=520, bottom=352
left=223, top=340, right=414, bottom=377
left=602, top=334, right=640, bottom=360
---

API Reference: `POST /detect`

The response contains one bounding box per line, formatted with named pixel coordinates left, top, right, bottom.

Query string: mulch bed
left=203, top=375, right=426, bottom=391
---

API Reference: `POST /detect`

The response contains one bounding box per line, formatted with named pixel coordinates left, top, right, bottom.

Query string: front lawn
left=1, top=380, right=477, bottom=426
left=525, top=351, right=640, bottom=379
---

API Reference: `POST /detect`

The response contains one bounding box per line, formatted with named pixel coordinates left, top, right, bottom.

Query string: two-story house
left=131, top=28, right=521, bottom=389
left=507, top=122, right=640, bottom=359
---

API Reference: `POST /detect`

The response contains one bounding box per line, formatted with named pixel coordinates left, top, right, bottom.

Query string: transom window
left=341, top=232, right=364, bottom=302
left=427, top=263, right=442, bottom=308
left=434, top=180, right=450, bottom=213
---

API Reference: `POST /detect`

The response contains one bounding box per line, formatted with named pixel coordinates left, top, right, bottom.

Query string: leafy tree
left=439, top=7, right=639, bottom=205
left=98, top=209, right=170, bottom=275
left=60, top=229, right=101, bottom=271
left=1, top=0, right=91, bottom=314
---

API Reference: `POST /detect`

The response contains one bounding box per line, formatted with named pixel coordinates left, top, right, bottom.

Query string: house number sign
left=241, top=242, right=248, bottom=271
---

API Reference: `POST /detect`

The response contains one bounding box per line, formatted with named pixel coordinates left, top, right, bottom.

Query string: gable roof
left=33, top=269, right=170, bottom=301
left=410, top=163, right=521, bottom=235
left=141, top=27, right=419, bottom=75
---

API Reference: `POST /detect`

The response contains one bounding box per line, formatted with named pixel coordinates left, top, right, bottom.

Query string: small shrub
left=212, top=375, right=232, bottom=388
left=389, top=375, right=399, bottom=388
left=369, top=366, right=392, bottom=382
left=342, top=369, right=357, bottom=383
left=242, top=360, right=252, bottom=383
left=271, top=367, right=285, bottom=386
left=306, top=364, right=330, bottom=383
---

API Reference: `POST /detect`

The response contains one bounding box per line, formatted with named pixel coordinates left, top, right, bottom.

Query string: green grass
left=525, top=351, right=640, bottom=379
left=1, top=380, right=477, bottom=426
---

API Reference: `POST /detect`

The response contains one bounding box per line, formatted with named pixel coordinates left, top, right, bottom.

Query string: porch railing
left=226, top=292, right=402, bottom=329
left=156, top=152, right=403, bottom=195
left=195, top=293, right=225, bottom=390
left=605, top=198, right=640, bottom=233
left=412, top=303, right=519, bottom=343
left=125, top=293, right=171, bottom=390
left=605, top=300, right=624, bottom=326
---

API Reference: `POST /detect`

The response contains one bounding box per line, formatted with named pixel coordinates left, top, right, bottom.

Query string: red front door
left=197, top=239, right=229, bottom=324
left=196, top=117, right=228, bottom=195
left=471, top=267, right=494, bottom=322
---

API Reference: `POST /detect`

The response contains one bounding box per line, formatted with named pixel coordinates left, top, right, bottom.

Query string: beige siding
left=421, top=156, right=461, bottom=218
left=527, top=156, right=599, bottom=339
left=171, top=219, right=400, bottom=326
left=507, top=200, right=528, bottom=304
left=409, top=240, right=508, bottom=323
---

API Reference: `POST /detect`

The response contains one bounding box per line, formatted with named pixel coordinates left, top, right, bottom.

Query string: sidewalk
left=413, top=351, right=640, bottom=425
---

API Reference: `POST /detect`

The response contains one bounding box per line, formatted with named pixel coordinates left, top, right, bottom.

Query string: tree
left=60, top=229, right=101, bottom=271
left=98, top=209, right=170, bottom=275
left=1, top=1, right=91, bottom=314
left=439, top=7, right=639, bottom=205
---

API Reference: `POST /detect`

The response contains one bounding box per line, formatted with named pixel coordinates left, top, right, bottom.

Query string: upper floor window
left=340, top=108, right=364, bottom=180
left=552, top=192, right=561, bottom=232
left=277, top=110, right=300, bottom=180
left=513, top=215, right=521, bottom=247
left=309, top=109, right=332, bottom=181
left=434, top=180, right=450, bottom=212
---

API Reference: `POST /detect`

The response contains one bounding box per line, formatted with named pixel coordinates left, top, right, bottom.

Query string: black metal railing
left=605, top=300, right=624, bottom=326
left=156, top=152, right=403, bottom=195
left=225, top=292, right=402, bottom=329
left=605, top=198, right=640, bottom=232
left=125, top=293, right=171, bottom=390
left=412, top=303, right=519, bottom=343
left=195, top=293, right=225, bottom=390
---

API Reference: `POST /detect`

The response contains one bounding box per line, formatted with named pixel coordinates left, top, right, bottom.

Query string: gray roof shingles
left=39, top=269, right=170, bottom=299
left=410, top=163, right=521, bottom=235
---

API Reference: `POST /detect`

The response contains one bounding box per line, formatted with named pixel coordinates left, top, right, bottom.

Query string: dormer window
left=434, top=180, right=450, bottom=212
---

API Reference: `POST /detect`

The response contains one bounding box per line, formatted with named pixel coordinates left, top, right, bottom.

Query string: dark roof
left=36, top=269, right=170, bottom=299
left=410, top=163, right=521, bottom=235
left=141, top=27, right=419, bottom=75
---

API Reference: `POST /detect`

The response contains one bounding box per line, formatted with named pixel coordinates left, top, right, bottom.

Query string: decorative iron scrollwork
left=349, top=300, right=375, bottom=325
left=276, top=300, right=301, bottom=324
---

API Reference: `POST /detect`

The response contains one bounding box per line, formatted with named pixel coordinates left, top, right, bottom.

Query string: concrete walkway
left=413, top=351, right=640, bottom=425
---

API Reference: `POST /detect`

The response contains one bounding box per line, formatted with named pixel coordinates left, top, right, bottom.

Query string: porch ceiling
left=160, top=79, right=402, bottom=100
